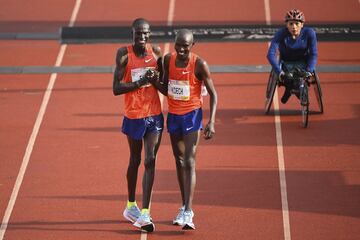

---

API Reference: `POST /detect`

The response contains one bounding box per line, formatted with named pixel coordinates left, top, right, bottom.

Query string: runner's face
left=174, top=36, right=193, bottom=61
left=133, top=24, right=150, bottom=48
left=286, top=21, right=303, bottom=38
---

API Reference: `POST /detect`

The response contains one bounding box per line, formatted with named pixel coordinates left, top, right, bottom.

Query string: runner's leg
left=170, top=133, right=186, bottom=206
left=142, top=131, right=162, bottom=208
left=126, top=136, right=142, bottom=202
left=183, top=130, right=200, bottom=211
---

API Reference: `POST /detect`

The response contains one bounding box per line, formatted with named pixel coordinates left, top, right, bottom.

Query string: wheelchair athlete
left=267, top=9, right=318, bottom=104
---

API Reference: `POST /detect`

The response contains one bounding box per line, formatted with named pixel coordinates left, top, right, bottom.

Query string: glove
left=304, top=71, right=313, bottom=78
left=279, top=71, right=293, bottom=82
left=279, top=71, right=285, bottom=82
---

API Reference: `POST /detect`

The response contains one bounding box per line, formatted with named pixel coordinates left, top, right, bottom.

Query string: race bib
left=168, top=79, right=190, bottom=101
left=131, top=67, right=154, bottom=87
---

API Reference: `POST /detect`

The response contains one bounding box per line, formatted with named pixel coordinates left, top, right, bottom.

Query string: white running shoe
left=173, top=206, right=185, bottom=225
left=133, top=212, right=155, bottom=232
left=182, top=210, right=195, bottom=230
left=123, top=205, right=141, bottom=223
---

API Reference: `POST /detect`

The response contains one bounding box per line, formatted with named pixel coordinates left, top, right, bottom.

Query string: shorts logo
left=186, top=126, right=193, bottom=131
left=145, top=58, right=153, bottom=63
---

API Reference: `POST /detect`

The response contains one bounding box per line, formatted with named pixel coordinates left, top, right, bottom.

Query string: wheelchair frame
left=264, top=69, right=324, bottom=128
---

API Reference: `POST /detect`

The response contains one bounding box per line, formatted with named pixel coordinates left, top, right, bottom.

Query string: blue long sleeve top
left=267, top=27, right=318, bottom=75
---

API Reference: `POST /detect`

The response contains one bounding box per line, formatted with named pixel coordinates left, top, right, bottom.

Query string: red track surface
left=1, top=0, right=359, bottom=239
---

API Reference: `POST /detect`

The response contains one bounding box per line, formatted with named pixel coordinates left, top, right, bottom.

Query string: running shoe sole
left=182, top=223, right=195, bottom=230
left=173, top=220, right=182, bottom=225
left=140, top=223, right=155, bottom=232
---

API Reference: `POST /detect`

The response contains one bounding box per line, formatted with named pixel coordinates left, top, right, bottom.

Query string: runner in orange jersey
left=154, top=29, right=218, bottom=230
left=113, top=18, right=163, bottom=233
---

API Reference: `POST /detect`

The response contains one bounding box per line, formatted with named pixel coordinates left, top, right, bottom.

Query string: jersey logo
left=182, top=71, right=190, bottom=74
left=145, top=58, right=153, bottom=63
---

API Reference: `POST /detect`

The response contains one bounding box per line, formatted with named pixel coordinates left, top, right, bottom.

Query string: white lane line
left=140, top=0, right=176, bottom=239
left=273, top=90, right=291, bottom=240
left=264, top=0, right=271, bottom=25
left=167, top=0, right=176, bottom=27
left=264, top=1, right=291, bottom=239
left=69, top=0, right=82, bottom=27
left=0, top=1, right=82, bottom=239
left=158, top=0, right=176, bottom=108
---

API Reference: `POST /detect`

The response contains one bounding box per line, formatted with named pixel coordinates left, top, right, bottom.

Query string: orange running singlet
left=122, top=44, right=161, bottom=119
left=167, top=52, right=202, bottom=115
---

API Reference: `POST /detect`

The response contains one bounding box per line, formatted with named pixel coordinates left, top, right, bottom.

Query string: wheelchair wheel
left=265, top=70, right=277, bottom=114
left=300, top=84, right=309, bottom=128
left=301, top=104, right=309, bottom=128
left=313, top=73, right=324, bottom=114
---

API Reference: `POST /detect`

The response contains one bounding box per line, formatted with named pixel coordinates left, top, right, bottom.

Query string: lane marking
left=69, top=0, right=82, bottom=27
left=159, top=0, right=176, bottom=108
left=141, top=0, right=175, bottom=239
left=264, top=2, right=291, bottom=240
left=1, top=65, right=359, bottom=75
left=273, top=90, right=291, bottom=240
left=264, top=0, right=271, bottom=25
left=0, top=1, right=82, bottom=239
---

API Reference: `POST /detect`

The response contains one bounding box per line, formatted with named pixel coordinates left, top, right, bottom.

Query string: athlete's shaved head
left=174, top=29, right=194, bottom=61
left=132, top=18, right=150, bottom=30
left=175, top=29, right=194, bottom=44
left=131, top=18, right=151, bottom=49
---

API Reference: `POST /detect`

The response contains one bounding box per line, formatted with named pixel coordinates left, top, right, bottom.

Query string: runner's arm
left=306, top=28, right=318, bottom=73
left=147, top=45, right=167, bottom=94
left=267, top=30, right=283, bottom=75
left=112, top=47, right=148, bottom=96
left=154, top=53, right=170, bottom=96
left=196, top=57, right=217, bottom=139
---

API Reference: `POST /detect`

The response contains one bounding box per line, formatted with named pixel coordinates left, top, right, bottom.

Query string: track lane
left=268, top=0, right=360, bottom=24
left=0, top=0, right=77, bottom=32
left=267, top=2, right=360, bottom=240
left=276, top=72, right=360, bottom=240
left=0, top=1, right=80, bottom=239
left=1, top=0, right=360, bottom=239
left=0, top=40, right=62, bottom=234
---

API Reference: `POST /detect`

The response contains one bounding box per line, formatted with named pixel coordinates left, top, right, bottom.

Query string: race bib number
left=131, top=67, right=154, bottom=87
left=168, top=79, right=190, bottom=101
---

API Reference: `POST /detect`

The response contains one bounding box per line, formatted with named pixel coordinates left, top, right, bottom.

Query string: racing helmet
left=285, top=9, right=305, bottom=22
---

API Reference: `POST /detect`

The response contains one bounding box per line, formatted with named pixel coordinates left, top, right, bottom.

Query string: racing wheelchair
left=265, top=64, right=324, bottom=128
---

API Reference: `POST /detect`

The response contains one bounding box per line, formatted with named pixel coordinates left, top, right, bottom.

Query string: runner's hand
left=145, top=69, right=159, bottom=83
left=137, top=76, right=149, bottom=87
left=204, top=121, right=215, bottom=140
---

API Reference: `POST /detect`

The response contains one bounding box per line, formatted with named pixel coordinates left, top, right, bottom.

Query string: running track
left=1, top=0, right=359, bottom=239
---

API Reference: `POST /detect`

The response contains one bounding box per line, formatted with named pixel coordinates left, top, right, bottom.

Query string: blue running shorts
left=167, top=108, right=203, bottom=135
left=122, top=113, right=164, bottom=140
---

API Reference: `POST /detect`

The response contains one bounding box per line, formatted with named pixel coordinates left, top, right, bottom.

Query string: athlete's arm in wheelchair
left=282, top=67, right=313, bottom=81
left=279, top=67, right=314, bottom=104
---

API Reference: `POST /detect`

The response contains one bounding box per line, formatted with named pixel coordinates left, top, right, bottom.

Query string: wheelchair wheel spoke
left=313, top=74, right=324, bottom=114
left=300, top=85, right=309, bottom=128
left=265, top=70, right=277, bottom=114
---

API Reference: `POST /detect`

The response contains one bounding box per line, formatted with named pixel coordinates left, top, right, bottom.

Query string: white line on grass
left=0, top=1, right=82, bottom=239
